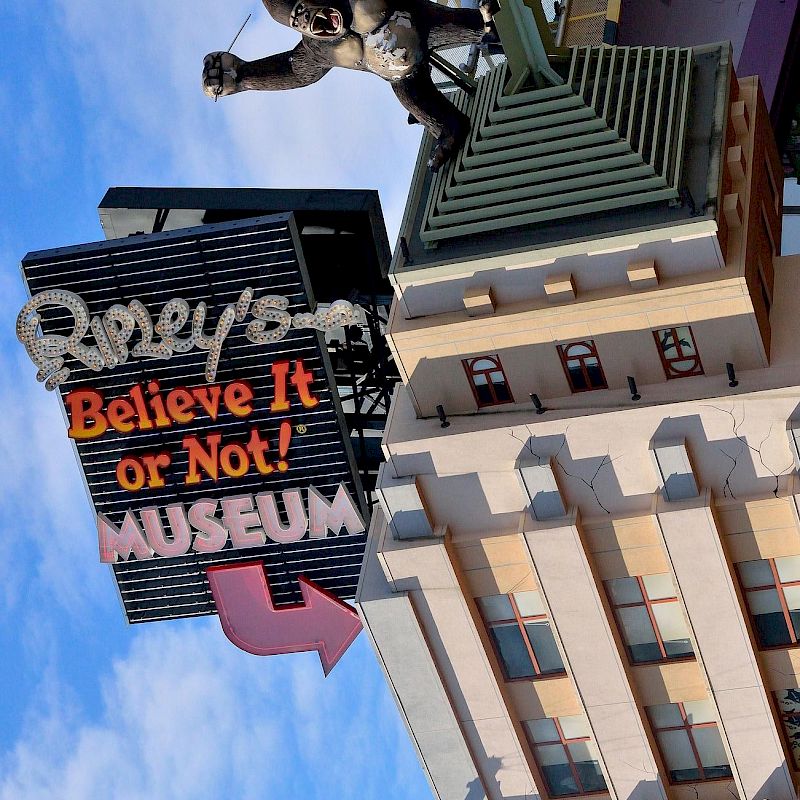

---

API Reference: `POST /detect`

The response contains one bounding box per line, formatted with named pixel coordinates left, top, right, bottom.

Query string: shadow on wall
left=653, top=410, right=797, bottom=501
left=388, top=403, right=798, bottom=533
left=460, top=760, right=794, bottom=800
left=464, top=755, right=499, bottom=800
left=514, top=433, right=654, bottom=516
left=463, top=753, right=541, bottom=800
left=503, top=406, right=797, bottom=518
left=427, top=470, right=524, bottom=534
left=406, top=310, right=767, bottom=419
left=750, top=764, right=795, bottom=800
left=463, top=759, right=671, bottom=800
left=407, top=582, right=542, bottom=799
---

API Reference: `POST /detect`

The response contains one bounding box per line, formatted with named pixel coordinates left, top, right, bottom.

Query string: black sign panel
left=20, top=215, right=367, bottom=623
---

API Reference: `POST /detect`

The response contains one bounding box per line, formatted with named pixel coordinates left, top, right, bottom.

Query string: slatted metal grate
left=420, top=45, right=694, bottom=246
left=562, top=0, right=607, bottom=47
left=21, top=215, right=366, bottom=623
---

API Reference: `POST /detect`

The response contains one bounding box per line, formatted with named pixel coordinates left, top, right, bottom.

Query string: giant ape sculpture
left=202, top=0, right=498, bottom=170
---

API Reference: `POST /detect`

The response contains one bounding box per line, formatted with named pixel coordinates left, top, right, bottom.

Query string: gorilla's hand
left=479, top=0, right=500, bottom=43
left=202, top=52, right=244, bottom=99
left=479, top=0, right=499, bottom=23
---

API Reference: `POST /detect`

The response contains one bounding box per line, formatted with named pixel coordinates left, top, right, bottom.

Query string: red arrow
left=206, top=562, right=362, bottom=676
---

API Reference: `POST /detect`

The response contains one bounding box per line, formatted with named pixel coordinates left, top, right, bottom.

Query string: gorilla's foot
left=480, top=25, right=500, bottom=45
left=427, top=122, right=469, bottom=172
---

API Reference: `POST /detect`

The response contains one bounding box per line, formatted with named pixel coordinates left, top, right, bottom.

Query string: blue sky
left=1, top=2, right=431, bottom=797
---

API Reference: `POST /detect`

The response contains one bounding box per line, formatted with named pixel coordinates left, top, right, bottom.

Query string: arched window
left=462, top=355, right=513, bottom=407
left=557, top=340, right=607, bottom=392
left=654, top=327, right=703, bottom=378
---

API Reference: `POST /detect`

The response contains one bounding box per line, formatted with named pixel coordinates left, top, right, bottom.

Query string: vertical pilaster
left=359, top=509, right=541, bottom=800
left=522, top=509, right=667, bottom=800
left=655, top=491, right=794, bottom=800
left=357, top=511, right=487, bottom=800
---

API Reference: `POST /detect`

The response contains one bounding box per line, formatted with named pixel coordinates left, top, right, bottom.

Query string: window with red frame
left=462, top=355, right=513, bottom=407
left=647, top=700, right=732, bottom=783
left=653, top=326, right=703, bottom=378
left=557, top=340, right=607, bottom=392
left=477, top=592, right=565, bottom=679
left=738, top=556, right=800, bottom=648
left=523, top=715, right=607, bottom=797
left=605, top=574, right=694, bottom=664
left=775, top=689, right=800, bottom=768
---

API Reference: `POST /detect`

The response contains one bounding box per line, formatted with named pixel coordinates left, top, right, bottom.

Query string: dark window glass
left=570, top=744, right=607, bottom=793
left=525, top=715, right=607, bottom=798
left=478, top=592, right=565, bottom=680
left=489, top=624, right=535, bottom=679
left=541, top=757, right=579, bottom=797
left=754, top=605, right=793, bottom=646
left=524, top=620, right=564, bottom=674
left=463, top=355, right=513, bottom=407
left=606, top=574, right=694, bottom=664
left=557, top=340, right=607, bottom=392
left=739, top=556, right=800, bottom=648
left=648, top=701, right=732, bottom=784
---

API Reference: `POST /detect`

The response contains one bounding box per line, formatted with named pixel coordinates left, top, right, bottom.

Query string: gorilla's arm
left=238, top=44, right=331, bottom=91
left=203, top=44, right=330, bottom=98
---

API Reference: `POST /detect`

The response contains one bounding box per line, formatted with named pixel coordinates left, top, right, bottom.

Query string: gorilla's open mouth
left=310, top=8, right=342, bottom=36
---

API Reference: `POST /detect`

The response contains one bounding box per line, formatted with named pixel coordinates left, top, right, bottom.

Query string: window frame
left=761, top=202, right=777, bottom=256
left=462, top=354, right=514, bottom=408
left=653, top=326, right=704, bottom=379
left=606, top=575, right=694, bottom=666
left=648, top=702, right=732, bottom=785
left=765, top=155, right=781, bottom=216
left=524, top=716, right=608, bottom=798
left=479, top=593, right=566, bottom=681
left=738, top=557, right=800, bottom=649
left=557, top=340, right=608, bottom=393
left=757, top=257, right=772, bottom=316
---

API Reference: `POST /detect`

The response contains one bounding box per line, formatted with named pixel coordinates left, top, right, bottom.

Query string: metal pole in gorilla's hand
left=215, top=13, right=253, bottom=102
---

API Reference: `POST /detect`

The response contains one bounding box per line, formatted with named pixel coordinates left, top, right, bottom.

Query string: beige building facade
left=357, top=39, right=800, bottom=800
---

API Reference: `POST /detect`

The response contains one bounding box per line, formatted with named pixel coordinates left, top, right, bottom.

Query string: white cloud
left=51, top=0, right=420, bottom=240
left=0, top=265, right=105, bottom=618
left=3, top=0, right=421, bottom=619
left=0, top=621, right=426, bottom=800
left=1, top=4, right=432, bottom=797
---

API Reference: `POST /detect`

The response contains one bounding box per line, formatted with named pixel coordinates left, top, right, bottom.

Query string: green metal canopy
left=421, top=44, right=694, bottom=247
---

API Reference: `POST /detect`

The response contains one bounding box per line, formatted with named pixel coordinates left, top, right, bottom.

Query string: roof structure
left=393, top=42, right=731, bottom=276
left=98, top=186, right=392, bottom=294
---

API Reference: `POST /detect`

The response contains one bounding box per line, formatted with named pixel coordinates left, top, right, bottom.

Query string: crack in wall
left=554, top=434, right=613, bottom=515
left=510, top=428, right=614, bottom=515
left=702, top=403, right=794, bottom=499
left=509, top=428, right=545, bottom=466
